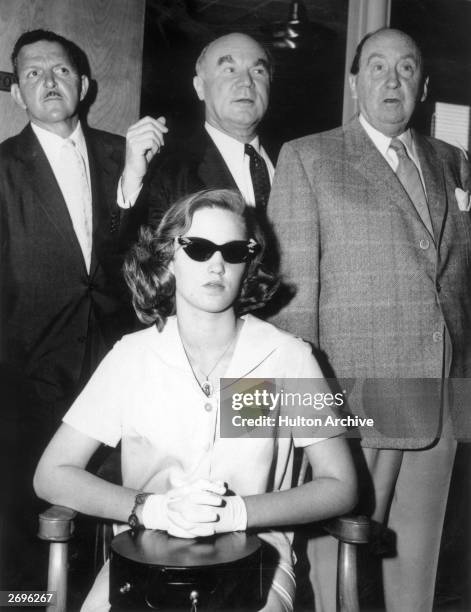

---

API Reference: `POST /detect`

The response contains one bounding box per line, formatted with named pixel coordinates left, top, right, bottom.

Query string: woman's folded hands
left=141, top=478, right=247, bottom=538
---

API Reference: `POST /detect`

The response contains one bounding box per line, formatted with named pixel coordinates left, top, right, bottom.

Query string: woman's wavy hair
left=124, top=189, right=280, bottom=329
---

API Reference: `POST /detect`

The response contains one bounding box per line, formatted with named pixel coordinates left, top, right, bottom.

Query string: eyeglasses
left=177, top=236, right=259, bottom=264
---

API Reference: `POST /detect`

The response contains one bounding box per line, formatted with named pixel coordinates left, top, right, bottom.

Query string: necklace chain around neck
left=180, top=329, right=238, bottom=398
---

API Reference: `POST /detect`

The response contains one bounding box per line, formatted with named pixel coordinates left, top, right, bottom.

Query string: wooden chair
left=38, top=507, right=370, bottom=612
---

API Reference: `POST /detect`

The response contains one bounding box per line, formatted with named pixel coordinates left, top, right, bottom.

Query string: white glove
left=142, top=479, right=226, bottom=538
left=213, top=494, right=248, bottom=533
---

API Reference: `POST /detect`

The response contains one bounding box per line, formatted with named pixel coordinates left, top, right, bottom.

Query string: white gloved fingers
left=191, top=479, right=226, bottom=496
left=168, top=500, right=219, bottom=524
left=140, top=480, right=227, bottom=533
left=214, top=495, right=248, bottom=534
left=167, top=488, right=224, bottom=515
left=184, top=490, right=225, bottom=507
left=167, top=506, right=217, bottom=538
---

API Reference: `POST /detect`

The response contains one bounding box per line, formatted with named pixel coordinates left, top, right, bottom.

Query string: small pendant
left=202, top=381, right=213, bottom=397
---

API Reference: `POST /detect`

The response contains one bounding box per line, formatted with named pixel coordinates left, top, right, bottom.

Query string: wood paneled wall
left=0, top=0, right=145, bottom=140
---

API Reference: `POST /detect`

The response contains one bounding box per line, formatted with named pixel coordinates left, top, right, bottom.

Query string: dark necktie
left=245, top=143, right=271, bottom=210
left=389, top=138, right=433, bottom=237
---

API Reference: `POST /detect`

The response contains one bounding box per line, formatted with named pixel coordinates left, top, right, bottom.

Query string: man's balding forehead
left=350, top=28, right=423, bottom=75
left=367, top=30, right=421, bottom=57
left=195, top=34, right=270, bottom=75
left=216, top=53, right=270, bottom=69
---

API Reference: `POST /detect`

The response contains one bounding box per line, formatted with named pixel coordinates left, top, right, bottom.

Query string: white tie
left=59, top=139, right=93, bottom=272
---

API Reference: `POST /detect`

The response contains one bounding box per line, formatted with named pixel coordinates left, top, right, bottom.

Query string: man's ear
left=79, top=75, right=89, bottom=102
left=348, top=74, right=358, bottom=100
left=193, top=75, right=205, bottom=101
left=10, top=83, right=27, bottom=110
left=420, top=76, right=429, bottom=103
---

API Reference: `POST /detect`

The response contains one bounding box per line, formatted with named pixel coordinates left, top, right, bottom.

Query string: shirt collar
left=359, top=114, right=413, bottom=157
left=71, top=123, right=87, bottom=158
left=146, top=313, right=282, bottom=379
left=205, top=121, right=261, bottom=163
left=31, top=121, right=86, bottom=159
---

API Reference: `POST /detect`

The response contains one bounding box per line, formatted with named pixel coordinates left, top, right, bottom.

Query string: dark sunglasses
left=177, top=236, right=260, bottom=264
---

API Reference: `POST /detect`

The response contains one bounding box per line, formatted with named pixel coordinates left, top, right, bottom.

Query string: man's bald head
left=195, top=33, right=272, bottom=79
left=350, top=28, right=424, bottom=77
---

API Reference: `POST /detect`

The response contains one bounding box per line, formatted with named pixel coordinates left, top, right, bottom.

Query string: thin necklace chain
left=180, top=327, right=238, bottom=398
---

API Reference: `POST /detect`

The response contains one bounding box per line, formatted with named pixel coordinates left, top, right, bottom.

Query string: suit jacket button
left=419, top=238, right=430, bottom=250
left=432, top=331, right=443, bottom=343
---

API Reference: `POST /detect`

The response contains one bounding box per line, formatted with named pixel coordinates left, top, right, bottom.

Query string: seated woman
left=34, top=189, right=357, bottom=611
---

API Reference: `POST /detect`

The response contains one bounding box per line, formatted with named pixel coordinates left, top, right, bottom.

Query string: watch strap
left=128, top=492, right=152, bottom=529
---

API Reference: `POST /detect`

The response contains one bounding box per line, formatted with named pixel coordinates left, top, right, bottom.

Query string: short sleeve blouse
left=64, top=314, right=334, bottom=496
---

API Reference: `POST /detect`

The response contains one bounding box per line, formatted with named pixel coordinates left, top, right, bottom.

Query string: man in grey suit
left=269, top=28, right=470, bottom=611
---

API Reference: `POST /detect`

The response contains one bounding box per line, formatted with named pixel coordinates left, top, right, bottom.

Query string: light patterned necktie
left=60, top=139, right=93, bottom=272
left=245, top=143, right=271, bottom=211
left=389, top=138, right=433, bottom=237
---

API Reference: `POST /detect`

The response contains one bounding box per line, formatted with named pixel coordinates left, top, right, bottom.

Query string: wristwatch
left=128, top=492, right=152, bottom=529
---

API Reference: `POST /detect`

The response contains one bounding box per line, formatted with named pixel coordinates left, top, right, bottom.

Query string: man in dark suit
left=268, top=28, right=470, bottom=611
left=0, top=29, right=138, bottom=589
left=119, top=32, right=275, bottom=227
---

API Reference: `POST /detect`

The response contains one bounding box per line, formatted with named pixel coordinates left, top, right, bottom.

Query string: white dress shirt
left=31, top=121, right=91, bottom=196
left=32, top=121, right=93, bottom=270
left=205, top=122, right=275, bottom=206
left=359, top=114, right=427, bottom=195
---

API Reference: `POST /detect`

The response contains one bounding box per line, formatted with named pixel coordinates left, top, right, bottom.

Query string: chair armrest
left=38, top=505, right=76, bottom=542
left=324, top=514, right=371, bottom=545
left=323, top=516, right=370, bottom=612
left=38, top=506, right=76, bottom=612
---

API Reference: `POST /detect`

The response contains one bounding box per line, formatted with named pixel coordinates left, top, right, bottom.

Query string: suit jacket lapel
left=191, top=129, right=275, bottom=192
left=84, top=128, right=122, bottom=277
left=17, top=125, right=85, bottom=260
left=198, top=132, right=238, bottom=190
left=412, top=129, right=447, bottom=245
left=344, top=119, right=437, bottom=243
left=259, top=134, right=279, bottom=167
